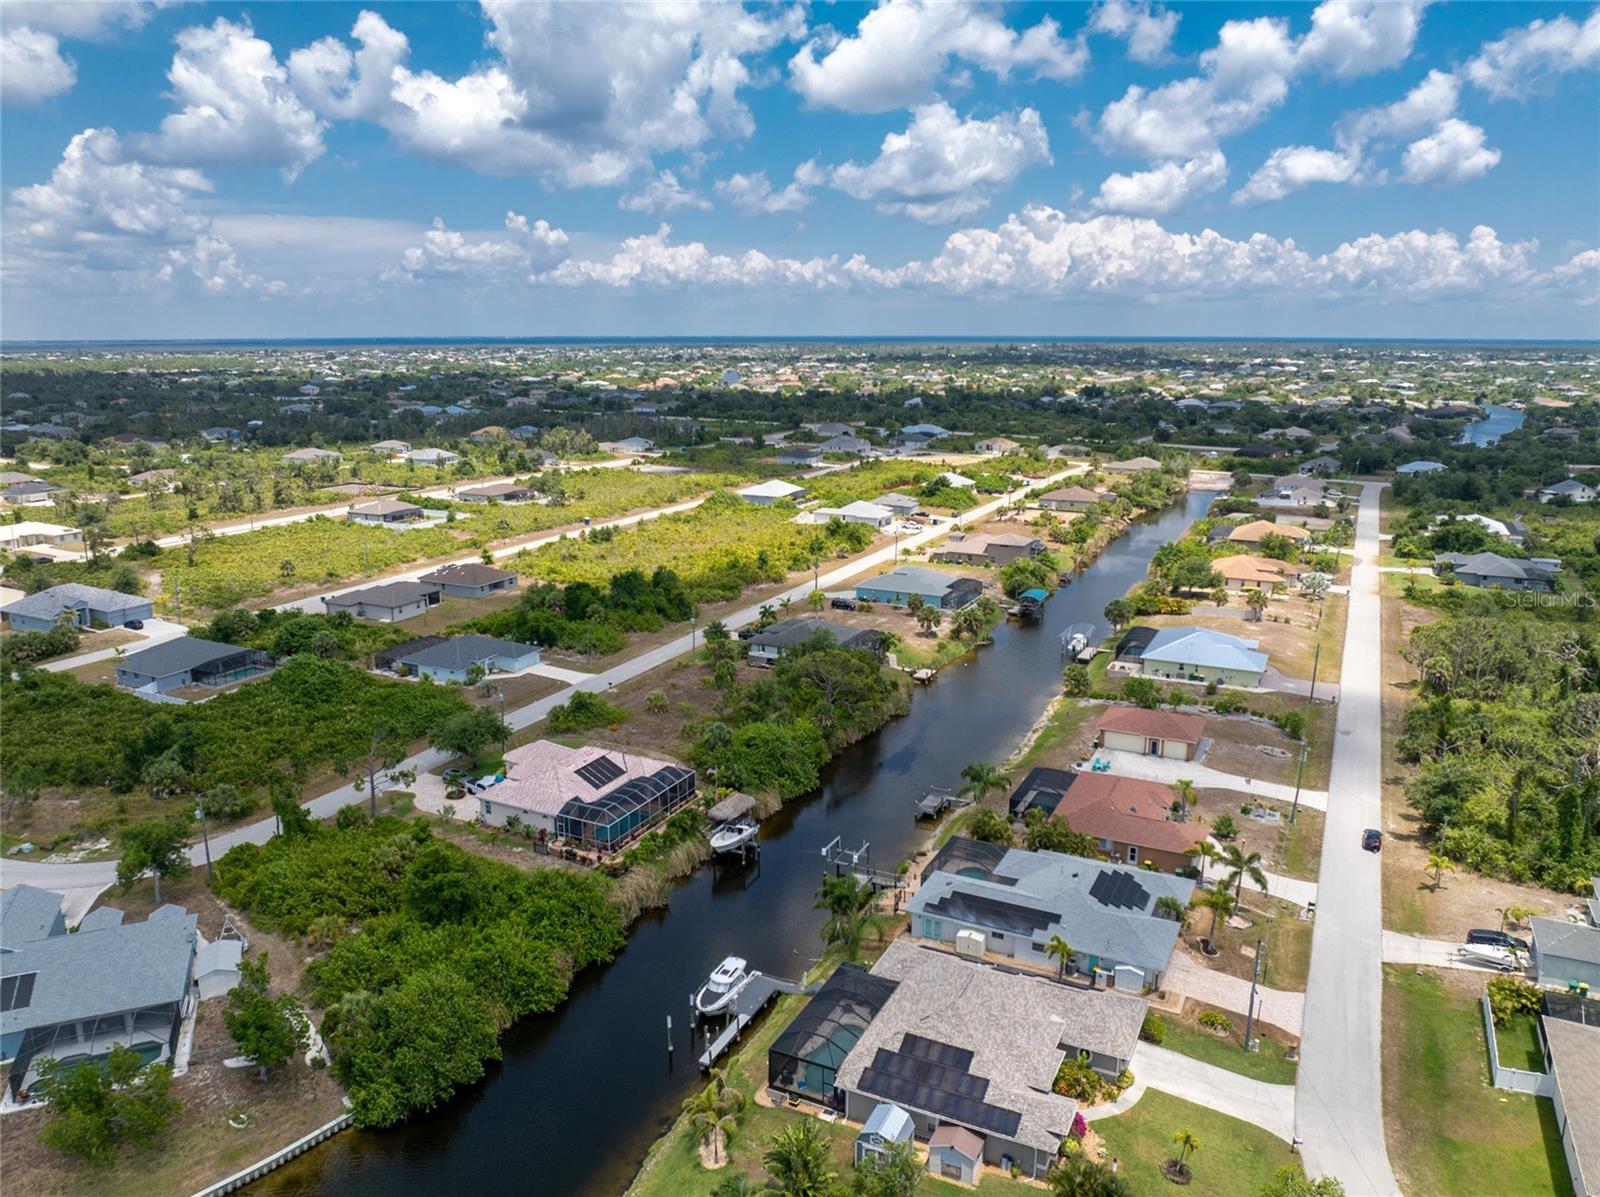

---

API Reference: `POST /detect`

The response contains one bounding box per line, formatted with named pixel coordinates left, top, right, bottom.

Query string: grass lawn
left=1093, top=1089, right=1301, bottom=1197
left=1156, top=1018, right=1298, bottom=1085
left=1278, top=808, right=1324, bottom=881
left=1382, top=967, right=1572, bottom=1197
left=1494, top=1012, right=1546, bottom=1074
left=1207, top=895, right=1313, bottom=992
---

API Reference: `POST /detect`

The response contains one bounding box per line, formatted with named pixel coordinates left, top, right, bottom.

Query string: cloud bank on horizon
left=1, top=0, right=1597, bottom=339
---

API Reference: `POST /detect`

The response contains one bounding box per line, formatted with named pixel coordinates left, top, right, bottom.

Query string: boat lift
left=820, top=836, right=906, bottom=892
left=1060, top=622, right=1099, bottom=663
left=693, top=973, right=818, bottom=1070
left=914, top=787, right=967, bottom=820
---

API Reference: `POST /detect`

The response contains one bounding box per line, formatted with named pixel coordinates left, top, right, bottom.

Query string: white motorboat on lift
left=709, top=818, right=758, bottom=856
left=695, top=956, right=750, bottom=1014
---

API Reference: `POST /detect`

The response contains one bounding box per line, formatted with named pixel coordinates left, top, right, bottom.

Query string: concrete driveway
left=1261, top=667, right=1340, bottom=703
left=1092, top=748, right=1329, bottom=811
left=1129, top=1043, right=1298, bottom=1143
left=42, top=617, right=189, bottom=673
left=1294, top=482, right=1401, bottom=1195
left=1381, top=931, right=1530, bottom=975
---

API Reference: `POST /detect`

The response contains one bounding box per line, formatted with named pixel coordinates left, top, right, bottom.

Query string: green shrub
left=1486, top=976, right=1540, bottom=1027
left=1212, top=813, right=1238, bottom=840
left=1141, top=1012, right=1167, bottom=1044
left=545, top=691, right=628, bottom=733
left=1199, top=1010, right=1234, bottom=1033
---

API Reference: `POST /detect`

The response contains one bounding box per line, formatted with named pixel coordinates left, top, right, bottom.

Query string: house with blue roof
left=1137, top=626, right=1269, bottom=687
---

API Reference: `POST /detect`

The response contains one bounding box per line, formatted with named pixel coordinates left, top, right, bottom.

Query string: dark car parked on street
left=1362, top=828, right=1382, bottom=852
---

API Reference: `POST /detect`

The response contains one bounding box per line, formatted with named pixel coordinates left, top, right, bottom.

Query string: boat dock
left=914, top=788, right=967, bottom=820
left=696, top=973, right=816, bottom=1070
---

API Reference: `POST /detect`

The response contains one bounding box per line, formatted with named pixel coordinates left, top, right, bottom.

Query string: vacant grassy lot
left=1202, top=894, right=1313, bottom=992
left=1382, top=967, right=1572, bottom=1197
left=1093, top=1089, right=1301, bottom=1197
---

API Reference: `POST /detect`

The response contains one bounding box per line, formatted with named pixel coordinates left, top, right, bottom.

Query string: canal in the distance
left=254, top=489, right=1213, bottom=1197
left=1458, top=402, right=1524, bottom=446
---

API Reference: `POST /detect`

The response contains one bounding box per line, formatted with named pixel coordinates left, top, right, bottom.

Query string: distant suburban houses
left=386, top=634, right=540, bottom=683
left=1433, top=551, right=1559, bottom=593
left=419, top=562, right=518, bottom=598
left=933, top=533, right=1045, bottom=568
left=114, top=636, right=273, bottom=696
left=747, top=618, right=882, bottom=667
left=322, top=580, right=443, bottom=622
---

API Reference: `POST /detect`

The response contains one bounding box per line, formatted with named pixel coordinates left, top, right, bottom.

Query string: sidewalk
left=1094, top=748, right=1330, bottom=812
left=1122, top=1043, right=1297, bottom=1142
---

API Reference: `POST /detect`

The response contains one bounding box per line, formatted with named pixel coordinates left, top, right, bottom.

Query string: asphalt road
left=0, top=467, right=1085, bottom=893
left=1294, top=481, right=1402, bottom=1196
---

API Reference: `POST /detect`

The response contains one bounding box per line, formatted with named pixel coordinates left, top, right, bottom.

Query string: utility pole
left=195, top=804, right=214, bottom=881
left=1243, top=938, right=1267, bottom=1053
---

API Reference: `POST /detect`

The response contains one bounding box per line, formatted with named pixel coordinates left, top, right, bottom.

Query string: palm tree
left=1217, top=843, right=1268, bottom=902
left=1195, top=840, right=1216, bottom=883
left=1045, top=934, right=1075, bottom=979
left=1174, top=779, right=1195, bottom=818
left=813, top=874, right=874, bottom=954
left=763, top=1117, right=837, bottom=1197
left=959, top=761, right=1008, bottom=807
left=1155, top=895, right=1187, bottom=926
left=1426, top=850, right=1455, bottom=891
left=1049, top=1157, right=1131, bottom=1197
left=915, top=604, right=943, bottom=637
left=807, top=589, right=825, bottom=612
left=1245, top=588, right=1270, bottom=622
left=1171, top=1128, right=1201, bottom=1178
left=683, top=1087, right=722, bottom=1159
left=1198, top=882, right=1236, bottom=948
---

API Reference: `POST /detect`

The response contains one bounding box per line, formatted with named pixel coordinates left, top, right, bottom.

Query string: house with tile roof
left=1093, top=706, right=1207, bottom=760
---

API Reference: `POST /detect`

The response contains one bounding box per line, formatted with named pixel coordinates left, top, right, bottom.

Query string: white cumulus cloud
left=0, top=26, right=76, bottom=103
left=619, top=170, right=712, bottom=215
left=288, top=4, right=802, bottom=187
left=1088, top=0, right=1179, bottom=65
left=394, top=212, right=571, bottom=282
left=1, top=0, right=170, bottom=105
left=1232, top=145, right=1359, bottom=205
left=1402, top=118, right=1502, bottom=185
left=715, top=162, right=822, bottom=215
left=1464, top=8, right=1600, bottom=100
left=1296, top=0, right=1433, bottom=80
left=790, top=0, right=1086, bottom=114
left=1092, top=152, right=1228, bottom=216
left=141, top=18, right=327, bottom=180
left=825, top=102, right=1051, bottom=224
left=545, top=224, right=841, bottom=289
left=6, top=127, right=280, bottom=295
left=1337, top=69, right=1461, bottom=146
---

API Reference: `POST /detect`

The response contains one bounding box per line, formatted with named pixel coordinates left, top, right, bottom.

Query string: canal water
left=254, top=490, right=1213, bottom=1197
left=1458, top=402, right=1524, bottom=446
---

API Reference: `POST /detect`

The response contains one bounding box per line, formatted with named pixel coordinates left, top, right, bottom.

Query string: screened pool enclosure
left=553, top=763, right=696, bottom=849
left=768, top=964, right=898, bottom=1106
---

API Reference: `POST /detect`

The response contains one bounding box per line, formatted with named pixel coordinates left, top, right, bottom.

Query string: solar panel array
left=1, top=971, right=36, bottom=1012
left=1088, top=868, right=1151, bottom=911
left=859, top=1046, right=1023, bottom=1137
left=574, top=754, right=625, bottom=789
left=899, top=1033, right=975, bottom=1072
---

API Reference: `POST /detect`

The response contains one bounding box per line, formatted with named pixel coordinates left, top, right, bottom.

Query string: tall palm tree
left=1426, top=850, right=1455, bottom=891
left=959, top=761, right=1008, bottom=808
left=1198, top=882, right=1236, bottom=947
left=1171, top=1128, right=1201, bottom=1178
left=1245, top=588, right=1270, bottom=622
left=813, top=874, right=874, bottom=955
left=1217, top=843, right=1268, bottom=902
left=763, top=1117, right=837, bottom=1197
left=1195, top=840, right=1216, bottom=883
left=1045, top=934, right=1075, bottom=979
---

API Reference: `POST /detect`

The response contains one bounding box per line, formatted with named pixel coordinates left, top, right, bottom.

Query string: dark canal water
left=1458, top=402, right=1524, bottom=446
left=254, top=489, right=1213, bottom=1197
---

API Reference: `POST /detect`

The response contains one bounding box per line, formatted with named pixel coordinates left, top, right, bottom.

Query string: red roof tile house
left=1051, top=774, right=1203, bottom=872
left=1094, top=707, right=1206, bottom=762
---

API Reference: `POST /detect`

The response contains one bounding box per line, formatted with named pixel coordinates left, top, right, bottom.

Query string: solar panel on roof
left=867, top=1049, right=989, bottom=1099
left=574, top=755, right=624, bottom=789
left=1088, top=869, right=1150, bottom=911
left=1, top=971, right=37, bottom=1012
left=858, top=1068, right=1022, bottom=1137
left=898, top=1034, right=975, bottom=1072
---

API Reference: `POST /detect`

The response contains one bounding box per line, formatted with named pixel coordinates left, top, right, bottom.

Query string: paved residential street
left=1294, top=481, right=1401, bottom=1196
left=1, top=467, right=1086, bottom=894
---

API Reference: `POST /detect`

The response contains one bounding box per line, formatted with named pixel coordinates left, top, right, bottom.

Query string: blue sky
left=2, top=0, right=1597, bottom=340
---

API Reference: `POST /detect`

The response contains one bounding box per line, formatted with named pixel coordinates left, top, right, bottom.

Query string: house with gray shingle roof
left=907, top=839, right=1194, bottom=987
left=1, top=583, right=152, bottom=633
left=115, top=636, right=273, bottom=695
left=1531, top=917, right=1600, bottom=990
left=1432, top=551, right=1557, bottom=593
left=1, top=888, right=198, bottom=1097
left=391, top=634, right=540, bottom=683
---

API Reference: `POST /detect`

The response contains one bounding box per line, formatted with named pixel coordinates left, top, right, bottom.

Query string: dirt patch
left=1199, top=716, right=1305, bottom=785
left=1191, top=790, right=1322, bottom=879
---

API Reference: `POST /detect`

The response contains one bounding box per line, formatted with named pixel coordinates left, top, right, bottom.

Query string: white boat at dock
left=695, top=956, right=752, bottom=1014
left=709, top=818, right=758, bottom=856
